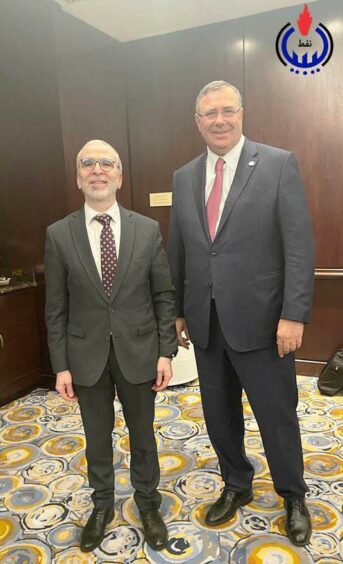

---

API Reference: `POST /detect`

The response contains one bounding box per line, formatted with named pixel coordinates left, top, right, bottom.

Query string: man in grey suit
left=45, top=139, right=177, bottom=552
left=168, top=81, right=314, bottom=546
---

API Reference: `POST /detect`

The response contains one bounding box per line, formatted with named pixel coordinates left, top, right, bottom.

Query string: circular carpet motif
left=249, top=480, right=284, bottom=513
left=174, top=468, right=222, bottom=500
left=229, top=533, right=314, bottom=563
left=41, top=434, right=85, bottom=458
left=0, top=512, right=21, bottom=544
left=23, top=503, right=69, bottom=531
left=47, top=415, right=83, bottom=432
left=302, top=433, right=341, bottom=453
left=158, top=450, right=195, bottom=480
left=22, top=457, right=66, bottom=483
left=47, top=522, right=82, bottom=549
left=114, top=468, right=134, bottom=498
left=4, top=405, right=44, bottom=423
left=177, top=392, right=202, bottom=407
left=299, top=415, right=335, bottom=433
left=50, top=473, right=86, bottom=497
left=0, top=423, right=42, bottom=443
left=158, top=419, right=200, bottom=441
left=49, top=403, right=77, bottom=416
left=65, top=489, right=93, bottom=513
left=0, top=475, right=23, bottom=497
left=4, top=484, right=51, bottom=512
left=182, top=406, right=204, bottom=421
left=0, top=445, right=40, bottom=470
left=0, top=539, right=51, bottom=564
left=97, top=525, right=144, bottom=560
left=182, top=434, right=215, bottom=458
left=154, top=404, right=182, bottom=423
left=245, top=435, right=264, bottom=452
left=144, top=521, right=220, bottom=563
left=304, top=453, right=343, bottom=480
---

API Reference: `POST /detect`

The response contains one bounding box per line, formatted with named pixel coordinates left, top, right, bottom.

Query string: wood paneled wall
left=0, top=0, right=67, bottom=268
left=243, top=1, right=343, bottom=268
left=52, top=5, right=132, bottom=212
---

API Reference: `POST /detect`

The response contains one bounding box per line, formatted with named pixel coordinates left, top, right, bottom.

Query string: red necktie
left=94, top=214, right=117, bottom=297
left=206, top=157, right=225, bottom=241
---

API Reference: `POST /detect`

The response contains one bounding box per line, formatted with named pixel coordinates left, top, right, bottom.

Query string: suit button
left=109, top=308, right=114, bottom=315
left=210, top=252, right=217, bottom=256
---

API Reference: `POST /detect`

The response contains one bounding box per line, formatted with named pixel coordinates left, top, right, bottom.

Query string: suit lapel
left=215, top=139, right=258, bottom=240
left=70, top=208, right=108, bottom=302
left=109, top=205, right=135, bottom=303
left=192, top=153, right=211, bottom=243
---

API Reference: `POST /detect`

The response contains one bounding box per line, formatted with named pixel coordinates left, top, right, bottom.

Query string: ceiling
left=54, top=0, right=320, bottom=43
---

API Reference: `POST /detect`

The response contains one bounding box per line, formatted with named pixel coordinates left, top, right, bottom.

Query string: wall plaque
left=149, top=192, right=172, bottom=207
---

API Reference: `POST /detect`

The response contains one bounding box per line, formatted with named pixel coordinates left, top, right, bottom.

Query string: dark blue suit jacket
left=168, top=139, right=315, bottom=351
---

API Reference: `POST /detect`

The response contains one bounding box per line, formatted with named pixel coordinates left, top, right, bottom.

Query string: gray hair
left=195, top=81, right=243, bottom=113
left=76, top=139, right=122, bottom=172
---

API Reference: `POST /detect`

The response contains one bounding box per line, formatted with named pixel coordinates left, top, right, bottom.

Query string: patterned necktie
left=206, top=157, right=225, bottom=241
left=94, top=214, right=117, bottom=297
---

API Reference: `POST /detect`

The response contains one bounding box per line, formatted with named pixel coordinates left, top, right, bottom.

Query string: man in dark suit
left=168, top=81, right=315, bottom=546
left=45, top=139, right=177, bottom=552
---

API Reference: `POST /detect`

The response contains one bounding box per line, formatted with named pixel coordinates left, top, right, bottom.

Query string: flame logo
left=297, top=4, right=313, bottom=36
left=275, top=4, right=333, bottom=75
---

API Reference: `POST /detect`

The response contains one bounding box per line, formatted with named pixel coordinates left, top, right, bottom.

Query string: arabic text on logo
left=275, top=4, right=333, bottom=75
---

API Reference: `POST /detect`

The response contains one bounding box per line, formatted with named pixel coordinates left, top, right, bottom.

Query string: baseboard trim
left=296, top=359, right=326, bottom=377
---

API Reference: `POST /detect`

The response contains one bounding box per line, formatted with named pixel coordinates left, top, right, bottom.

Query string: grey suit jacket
left=168, top=139, right=315, bottom=352
left=45, top=205, right=177, bottom=386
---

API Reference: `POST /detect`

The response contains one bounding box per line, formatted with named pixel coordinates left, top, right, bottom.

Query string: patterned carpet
left=0, top=376, right=342, bottom=563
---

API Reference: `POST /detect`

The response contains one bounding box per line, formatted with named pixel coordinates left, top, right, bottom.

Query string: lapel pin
left=248, top=161, right=256, bottom=167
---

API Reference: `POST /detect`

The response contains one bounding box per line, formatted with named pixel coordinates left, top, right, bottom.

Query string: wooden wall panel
left=299, top=278, right=343, bottom=361
left=52, top=5, right=132, bottom=213
left=125, top=21, right=243, bottom=241
left=0, top=0, right=67, bottom=269
left=243, top=0, right=343, bottom=268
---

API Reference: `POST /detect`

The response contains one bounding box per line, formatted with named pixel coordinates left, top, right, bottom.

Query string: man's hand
left=276, top=319, right=304, bottom=358
left=176, top=317, right=191, bottom=349
left=152, top=357, right=173, bottom=391
left=56, top=371, right=78, bottom=401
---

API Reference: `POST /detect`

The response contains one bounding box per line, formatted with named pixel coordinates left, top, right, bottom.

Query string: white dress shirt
left=205, top=135, right=245, bottom=232
left=84, top=201, right=121, bottom=280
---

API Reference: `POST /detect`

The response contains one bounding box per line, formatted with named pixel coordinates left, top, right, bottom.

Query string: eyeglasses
left=79, top=158, right=120, bottom=172
left=197, top=107, right=242, bottom=121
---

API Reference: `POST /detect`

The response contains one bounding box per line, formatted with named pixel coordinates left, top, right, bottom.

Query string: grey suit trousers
left=74, top=343, right=162, bottom=512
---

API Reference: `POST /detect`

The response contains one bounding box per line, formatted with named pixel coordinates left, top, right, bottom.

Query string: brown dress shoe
left=140, top=510, right=168, bottom=551
left=205, top=488, right=253, bottom=526
left=285, top=499, right=312, bottom=546
left=80, top=507, right=114, bottom=552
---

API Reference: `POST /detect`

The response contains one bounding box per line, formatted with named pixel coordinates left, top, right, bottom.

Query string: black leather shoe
left=80, top=507, right=114, bottom=552
left=140, top=510, right=168, bottom=551
left=285, top=499, right=312, bottom=546
left=205, top=488, right=253, bottom=526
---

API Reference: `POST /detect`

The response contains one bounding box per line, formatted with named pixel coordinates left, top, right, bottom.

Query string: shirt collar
left=207, top=135, right=245, bottom=171
left=84, top=200, right=120, bottom=226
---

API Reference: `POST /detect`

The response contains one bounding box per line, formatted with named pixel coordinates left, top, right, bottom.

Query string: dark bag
left=317, top=349, right=343, bottom=396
